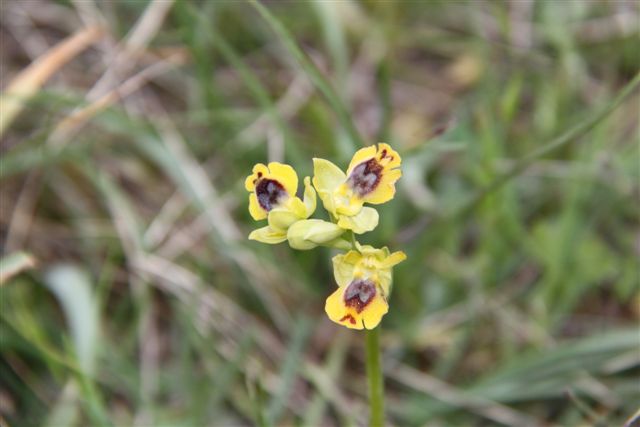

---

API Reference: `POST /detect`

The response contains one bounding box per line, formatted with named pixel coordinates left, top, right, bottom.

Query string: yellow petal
left=380, top=251, right=407, bottom=269
left=268, top=162, right=298, bottom=196
left=302, top=176, right=316, bottom=217
left=248, top=226, right=287, bottom=244
left=249, top=193, right=267, bottom=220
left=312, top=158, right=346, bottom=194
left=346, top=145, right=377, bottom=176
left=337, top=207, right=379, bottom=234
left=361, top=168, right=402, bottom=204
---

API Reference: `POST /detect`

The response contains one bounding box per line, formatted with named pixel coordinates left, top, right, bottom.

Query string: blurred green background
left=1, top=0, right=639, bottom=426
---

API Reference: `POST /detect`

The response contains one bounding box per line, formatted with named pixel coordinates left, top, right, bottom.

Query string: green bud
left=287, top=219, right=344, bottom=250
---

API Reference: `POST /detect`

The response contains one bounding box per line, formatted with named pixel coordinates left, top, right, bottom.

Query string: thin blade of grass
left=177, top=1, right=307, bottom=165
left=247, top=0, right=364, bottom=150
left=470, top=328, right=638, bottom=402
left=42, top=264, right=110, bottom=426
left=265, top=315, right=311, bottom=425
left=0, top=26, right=104, bottom=136
left=43, top=264, right=99, bottom=375
left=455, top=72, right=640, bottom=219
left=0, top=252, right=36, bottom=285
left=302, top=330, right=350, bottom=427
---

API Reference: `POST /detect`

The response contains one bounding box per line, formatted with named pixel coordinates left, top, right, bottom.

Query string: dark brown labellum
left=344, top=278, right=376, bottom=313
left=347, top=158, right=383, bottom=196
left=255, top=178, right=286, bottom=211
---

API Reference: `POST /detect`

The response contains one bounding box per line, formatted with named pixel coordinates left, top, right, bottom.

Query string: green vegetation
left=1, top=1, right=638, bottom=426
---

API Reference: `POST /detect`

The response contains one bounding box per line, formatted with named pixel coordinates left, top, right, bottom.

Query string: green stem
left=365, top=327, right=384, bottom=427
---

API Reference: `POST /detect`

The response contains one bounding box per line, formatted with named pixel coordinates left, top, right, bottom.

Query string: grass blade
left=455, top=72, right=640, bottom=218
left=266, top=315, right=311, bottom=424
left=0, top=26, right=104, bottom=136
left=247, top=0, right=365, bottom=150
left=43, top=264, right=99, bottom=375
left=0, top=251, right=36, bottom=285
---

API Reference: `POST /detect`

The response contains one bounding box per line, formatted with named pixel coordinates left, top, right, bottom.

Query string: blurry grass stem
left=456, top=72, right=640, bottom=219
left=0, top=251, right=36, bottom=285
left=247, top=0, right=365, bottom=150
left=0, top=26, right=104, bottom=137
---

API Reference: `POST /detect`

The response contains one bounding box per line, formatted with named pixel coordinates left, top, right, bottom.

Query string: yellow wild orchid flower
left=325, top=244, right=406, bottom=330
left=245, top=162, right=316, bottom=244
left=245, top=145, right=406, bottom=421
left=312, top=143, right=402, bottom=234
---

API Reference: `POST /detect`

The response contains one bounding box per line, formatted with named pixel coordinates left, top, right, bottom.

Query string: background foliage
left=1, top=0, right=639, bottom=426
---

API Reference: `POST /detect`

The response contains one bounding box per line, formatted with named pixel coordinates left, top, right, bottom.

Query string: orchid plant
left=245, top=143, right=406, bottom=424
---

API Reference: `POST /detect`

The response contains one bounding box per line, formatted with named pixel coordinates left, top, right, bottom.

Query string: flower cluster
left=245, top=144, right=406, bottom=330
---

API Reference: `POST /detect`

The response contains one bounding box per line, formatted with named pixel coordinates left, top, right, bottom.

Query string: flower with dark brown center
left=344, top=143, right=402, bottom=204
left=245, top=162, right=299, bottom=221
left=312, top=143, right=402, bottom=235
left=245, top=162, right=317, bottom=245
left=325, top=244, right=406, bottom=330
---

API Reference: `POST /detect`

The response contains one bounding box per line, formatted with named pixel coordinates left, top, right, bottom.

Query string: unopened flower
left=245, top=162, right=316, bottom=244
left=286, top=219, right=351, bottom=250
left=312, top=143, right=401, bottom=234
left=325, top=244, right=406, bottom=330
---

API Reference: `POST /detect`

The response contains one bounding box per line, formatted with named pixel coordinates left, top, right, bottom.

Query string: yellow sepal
left=332, top=250, right=361, bottom=287
left=267, top=208, right=300, bottom=231
left=248, top=226, right=287, bottom=244
left=302, top=177, right=316, bottom=216
left=312, top=158, right=346, bottom=194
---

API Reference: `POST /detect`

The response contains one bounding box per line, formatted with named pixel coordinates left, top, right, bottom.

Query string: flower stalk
left=366, top=326, right=384, bottom=426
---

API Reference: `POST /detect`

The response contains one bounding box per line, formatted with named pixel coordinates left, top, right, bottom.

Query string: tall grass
left=1, top=1, right=639, bottom=426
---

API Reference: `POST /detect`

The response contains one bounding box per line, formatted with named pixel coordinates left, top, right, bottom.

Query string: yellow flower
left=312, top=143, right=401, bottom=234
left=325, top=244, right=406, bottom=330
left=245, top=162, right=316, bottom=244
